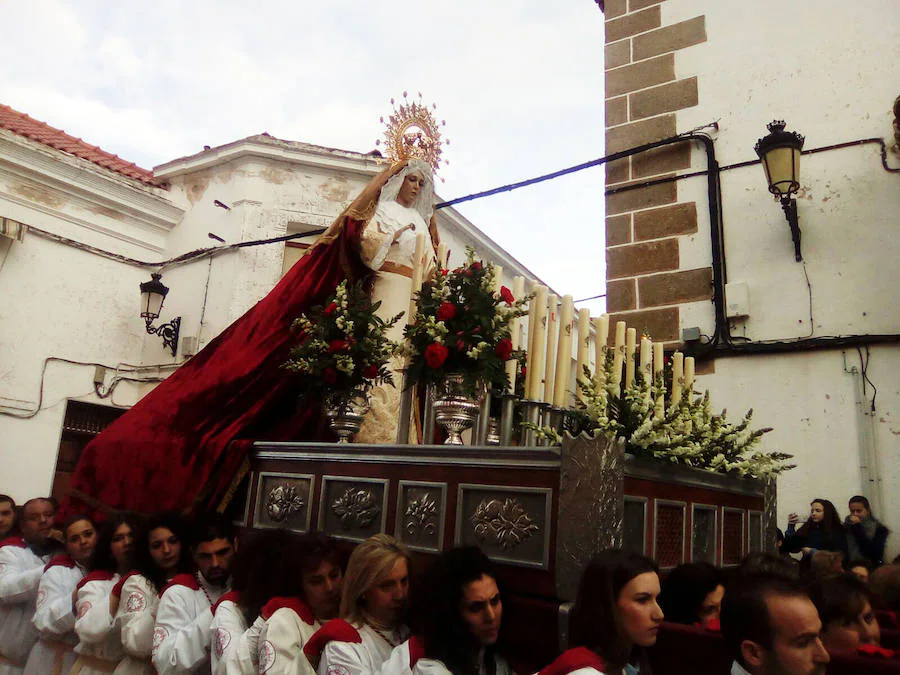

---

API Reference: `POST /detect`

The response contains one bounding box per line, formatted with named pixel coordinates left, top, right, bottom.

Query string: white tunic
left=113, top=573, right=157, bottom=675
left=73, top=572, right=123, bottom=674
left=0, top=539, right=49, bottom=673
left=24, top=555, right=85, bottom=675
left=153, top=572, right=227, bottom=675
left=209, top=592, right=261, bottom=675
left=317, top=623, right=409, bottom=675
left=382, top=640, right=514, bottom=675
left=256, top=598, right=320, bottom=675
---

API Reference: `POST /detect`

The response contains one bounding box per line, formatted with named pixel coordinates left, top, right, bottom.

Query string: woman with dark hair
left=113, top=513, right=192, bottom=674
left=845, top=495, right=890, bottom=567
left=540, top=550, right=663, bottom=675
left=24, top=513, right=97, bottom=674
left=383, top=545, right=512, bottom=675
left=783, top=499, right=848, bottom=561
left=254, top=531, right=344, bottom=675
left=810, top=574, right=881, bottom=651
left=658, top=562, right=725, bottom=627
left=72, top=513, right=140, bottom=673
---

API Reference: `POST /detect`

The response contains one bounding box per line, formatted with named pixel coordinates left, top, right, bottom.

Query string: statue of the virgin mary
left=62, top=99, right=444, bottom=518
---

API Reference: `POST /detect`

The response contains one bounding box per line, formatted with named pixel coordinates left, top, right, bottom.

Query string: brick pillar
left=604, top=0, right=711, bottom=345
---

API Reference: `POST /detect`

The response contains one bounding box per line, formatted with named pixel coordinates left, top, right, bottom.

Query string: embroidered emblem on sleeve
left=78, top=601, right=92, bottom=618
left=214, top=627, right=231, bottom=658
left=327, top=666, right=351, bottom=675
left=36, top=589, right=46, bottom=607
left=125, top=591, right=146, bottom=613
left=259, top=640, right=276, bottom=673
left=152, top=626, right=169, bottom=655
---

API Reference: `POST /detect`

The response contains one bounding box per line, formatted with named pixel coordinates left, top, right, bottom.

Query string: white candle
left=653, top=343, right=665, bottom=377
left=437, top=242, right=449, bottom=268
left=684, top=357, right=696, bottom=397
left=524, top=295, right=536, bottom=399
left=407, top=232, right=426, bottom=324
left=592, top=315, right=609, bottom=393
left=528, top=286, right=549, bottom=401
left=504, top=276, right=525, bottom=391
left=575, top=309, right=591, bottom=401
left=492, top=265, right=503, bottom=296
left=653, top=342, right=665, bottom=418
left=624, top=328, right=637, bottom=390
left=553, top=295, right=575, bottom=408
left=671, top=352, right=684, bottom=407
left=543, top=296, right=559, bottom=405
left=612, top=321, right=626, bottom=396
left=640, top=338, right=652, bottom=401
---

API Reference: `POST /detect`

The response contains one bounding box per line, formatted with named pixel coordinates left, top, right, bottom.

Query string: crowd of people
left=0, top=492, right=896, bottom=675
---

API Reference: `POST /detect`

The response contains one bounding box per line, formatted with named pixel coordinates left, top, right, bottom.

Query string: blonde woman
left=307, top=534, right=411, bottom=675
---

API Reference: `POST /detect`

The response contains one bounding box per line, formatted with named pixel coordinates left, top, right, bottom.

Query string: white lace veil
left=377, top=158, right=435, bottom=222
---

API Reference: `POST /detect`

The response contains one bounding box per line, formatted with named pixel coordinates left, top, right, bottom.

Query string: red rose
left=471, top=261, right=483, bottom=271
left=495, top=338, right=513, bottom=360
left=362, top=364, right=379, bottom=379
left=521, top=365, right=527, bottom=378
left=436, top=302, right=457, bottom=322
left=500, top=286, right=515, bottom=305
left=324, top=302, right=338, bottom=316
left=328, top=339, right=349, bottom=353
left=440, top=269, right=449, bottom=276
left=323, top=368, right=338, bottom=384
left=425, top=343, right=449, bottom=369
left=455, top=339, right=466, bottom=352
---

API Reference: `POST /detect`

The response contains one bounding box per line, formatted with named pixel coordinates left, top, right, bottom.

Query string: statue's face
left=397, top=172, right=426, bottom=207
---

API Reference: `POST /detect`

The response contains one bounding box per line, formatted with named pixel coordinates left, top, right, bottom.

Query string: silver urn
left=324, top=389, right=370, bottom=443
left=432, top=373, right=486, bottom=445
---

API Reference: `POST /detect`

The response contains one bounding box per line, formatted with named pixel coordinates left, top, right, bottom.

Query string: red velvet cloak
left=63, top=218, right=371, bottom=519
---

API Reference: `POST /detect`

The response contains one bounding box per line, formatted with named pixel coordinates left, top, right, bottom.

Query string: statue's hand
left=393, top=223, right=415, bottom=242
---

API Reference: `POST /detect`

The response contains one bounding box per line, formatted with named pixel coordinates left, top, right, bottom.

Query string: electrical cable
left=0, top=357, right=181, bottom=419
left=574, top=293, right=607, bottom=303
left=24, top=226, right=326, bottom=273
left=857, top=346, right=877, bottom=412
left=801, top=261, right=814, bottom=338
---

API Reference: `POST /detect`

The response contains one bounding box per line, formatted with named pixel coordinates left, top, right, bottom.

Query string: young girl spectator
left=539, top=550, right=663, bottom=674
left=24, top=514, right=97, bottom=674
left=783, top=499, right=847, bottom=561
left=113, top=513, right=192, bottom=674
left=383, top=545, right=512, bottom=675
left=72, top=513, right=140, bottom=674
left=845, top=496, right=889, bottom=568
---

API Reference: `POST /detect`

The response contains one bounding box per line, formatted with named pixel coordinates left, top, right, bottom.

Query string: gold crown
left=376, top=91, right=448, bottom=176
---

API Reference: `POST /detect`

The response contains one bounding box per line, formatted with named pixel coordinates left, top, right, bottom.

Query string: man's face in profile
left=744, top=595, right=830, bottom=675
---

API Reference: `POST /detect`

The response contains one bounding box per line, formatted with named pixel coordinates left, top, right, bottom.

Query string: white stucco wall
left=652, top=0, right=900, bottom=556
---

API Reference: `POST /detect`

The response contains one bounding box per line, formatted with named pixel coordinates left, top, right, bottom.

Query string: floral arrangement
left=282, top=280, right=401, bottom=402
left=401, top=248, right=529, bottom=396
left=529, top=353, right=794, bottom=479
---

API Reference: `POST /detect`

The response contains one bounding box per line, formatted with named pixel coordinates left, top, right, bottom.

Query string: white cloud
left=0, top=0, right=608, bottom=306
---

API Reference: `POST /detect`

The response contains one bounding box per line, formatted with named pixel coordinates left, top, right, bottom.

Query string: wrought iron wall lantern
left=140, top=273, right=180, bottom=356
left=754, top=120, right=806, bottom=261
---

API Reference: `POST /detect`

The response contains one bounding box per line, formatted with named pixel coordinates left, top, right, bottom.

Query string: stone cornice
left=0, top=130, right=184, bottom=251
left=154, top=136, right=384, bottom=180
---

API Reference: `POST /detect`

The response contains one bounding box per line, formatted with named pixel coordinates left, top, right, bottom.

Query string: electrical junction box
left=725, top=282, right=750, bottom=318
left=180, top=336, right=199, bottom=357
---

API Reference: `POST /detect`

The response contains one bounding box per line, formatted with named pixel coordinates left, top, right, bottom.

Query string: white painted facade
left=646, top=1, right=900, bottom=556
left=0, top=128, right=545, bottom=502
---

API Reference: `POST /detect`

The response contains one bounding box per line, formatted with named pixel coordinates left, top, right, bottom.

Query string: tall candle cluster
left=511, top=287, right=697, bottom=410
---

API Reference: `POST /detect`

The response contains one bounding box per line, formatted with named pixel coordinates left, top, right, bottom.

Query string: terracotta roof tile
left=0, top=103, right=159, bottom=185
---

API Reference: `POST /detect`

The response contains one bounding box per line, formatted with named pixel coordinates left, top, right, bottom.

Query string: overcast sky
left=1, top=0, right=608, bottom=312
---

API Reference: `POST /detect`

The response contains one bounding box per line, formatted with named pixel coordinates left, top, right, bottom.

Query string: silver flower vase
left=324, top=389, right=370, bottom=443
left=432, top=374, right=485, bottom=445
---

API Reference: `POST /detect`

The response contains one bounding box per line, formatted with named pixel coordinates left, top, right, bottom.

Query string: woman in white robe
left=72, top=515, right=139, bottom=674
left=113, top=514, right=193, bottom=675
